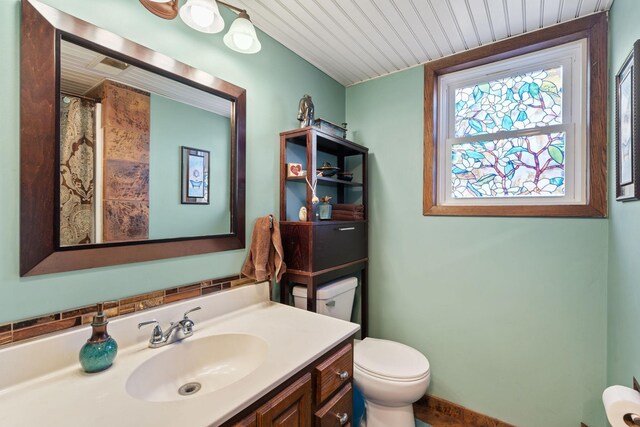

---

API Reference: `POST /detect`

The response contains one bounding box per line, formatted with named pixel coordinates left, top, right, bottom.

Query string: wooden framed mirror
left=20, top=0, right=246, bottom=276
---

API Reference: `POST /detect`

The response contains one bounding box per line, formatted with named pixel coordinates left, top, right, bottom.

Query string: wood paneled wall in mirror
left=20, top=0, right=246, bottom=276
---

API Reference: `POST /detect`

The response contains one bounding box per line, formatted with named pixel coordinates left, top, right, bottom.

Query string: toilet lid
left=354, top=338, right=430, bottom=381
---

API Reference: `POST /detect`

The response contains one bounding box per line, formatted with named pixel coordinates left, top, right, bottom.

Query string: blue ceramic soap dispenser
left=79, top=303, right=118, bottom=373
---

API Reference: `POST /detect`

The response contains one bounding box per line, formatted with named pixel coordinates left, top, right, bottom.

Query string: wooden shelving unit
left=279, top=127, right=369, bottom=337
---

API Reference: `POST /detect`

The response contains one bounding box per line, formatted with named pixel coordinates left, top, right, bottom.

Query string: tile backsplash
left=0, top=275, right=254, bottom=347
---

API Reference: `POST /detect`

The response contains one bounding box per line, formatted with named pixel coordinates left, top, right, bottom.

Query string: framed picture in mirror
left=616, top=40, right=640, bottom=201
left=182, top=146, right=210, bottom=204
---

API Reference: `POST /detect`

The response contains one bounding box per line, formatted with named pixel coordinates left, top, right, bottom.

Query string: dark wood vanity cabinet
left=234, top=413, right=258, bottom=427
left=279, top=127, right=369, bottom=338
left=228, top=340, right=354, bottom=427
left=256, top=374, right=312, bottom=426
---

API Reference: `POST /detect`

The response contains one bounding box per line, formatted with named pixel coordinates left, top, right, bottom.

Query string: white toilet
left=292, top=277, right=431, bottom=427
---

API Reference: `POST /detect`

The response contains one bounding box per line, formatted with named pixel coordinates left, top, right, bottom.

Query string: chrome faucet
left=138, top=307, right=201, bottom=348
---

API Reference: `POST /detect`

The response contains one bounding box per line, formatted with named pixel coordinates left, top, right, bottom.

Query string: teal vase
left=318, top=203, right=332, bottom=220
left=79, top=337, right=118, bottom=373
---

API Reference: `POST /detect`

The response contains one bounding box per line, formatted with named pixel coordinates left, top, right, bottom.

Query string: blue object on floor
left=352, top=383, right=429, bottom=427
left=352, top=384, right=365, bottom=426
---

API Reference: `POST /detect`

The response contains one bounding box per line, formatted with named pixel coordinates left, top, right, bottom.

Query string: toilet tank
left=292, top=277, right=357, bottom=322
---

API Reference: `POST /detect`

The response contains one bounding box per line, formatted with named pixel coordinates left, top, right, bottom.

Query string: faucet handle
left=138, top=320, right=163, bottom=343
left=138, top=320, right=160, bottom=329
left=181, top=307, right=201, bottom=335
left=183, top=306, right=201, bottom=320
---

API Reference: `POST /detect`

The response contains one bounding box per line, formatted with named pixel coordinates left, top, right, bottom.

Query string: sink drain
left=178, top=382, right=202, bottom=396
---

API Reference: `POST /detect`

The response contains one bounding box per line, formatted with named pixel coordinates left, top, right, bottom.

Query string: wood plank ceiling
left=231, top=0, right=613, bottom=86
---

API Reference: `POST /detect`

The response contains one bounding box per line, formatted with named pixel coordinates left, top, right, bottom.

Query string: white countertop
left=0, top=282, right=359, bottom=426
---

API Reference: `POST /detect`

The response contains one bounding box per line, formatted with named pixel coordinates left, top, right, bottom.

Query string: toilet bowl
left=354, top=338, right=430, bottom=427
left=292, top=277, right=431, bottom=427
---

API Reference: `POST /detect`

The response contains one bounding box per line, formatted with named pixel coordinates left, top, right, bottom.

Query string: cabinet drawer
left=313, top=222, right=367, bottom=271
left=315, top=343, right=353, bottom=404
left=314, top=383, right=352, bottom=427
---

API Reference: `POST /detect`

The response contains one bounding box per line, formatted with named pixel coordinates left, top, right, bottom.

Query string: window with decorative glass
left=423, top=14, right=607, bottom=218
left=437, top=40, right=586, bottom=207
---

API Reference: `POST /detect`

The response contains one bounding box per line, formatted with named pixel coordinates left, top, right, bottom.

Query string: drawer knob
left=337, top=370, right=349, bottom=380
left=337, top=227, right=355, bottom=231
left=336, top=413, right=349, bottom=425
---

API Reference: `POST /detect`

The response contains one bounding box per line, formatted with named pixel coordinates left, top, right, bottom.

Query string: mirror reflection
left=59, top=39, right=233, bottom=247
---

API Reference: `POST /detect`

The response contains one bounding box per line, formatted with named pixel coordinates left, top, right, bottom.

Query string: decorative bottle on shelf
left=79, top=303, right=118, bottom=373
left=318, top=196, right=333, bottom=220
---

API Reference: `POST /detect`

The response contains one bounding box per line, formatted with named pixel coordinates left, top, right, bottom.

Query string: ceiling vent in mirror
left=87, top=56, right=130, bottom=76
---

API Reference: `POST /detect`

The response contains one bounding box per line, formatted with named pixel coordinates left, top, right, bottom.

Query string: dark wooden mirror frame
left=20, top=0, right=246, bottom=276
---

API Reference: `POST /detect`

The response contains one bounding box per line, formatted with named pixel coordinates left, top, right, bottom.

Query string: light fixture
left=223, top=11, right=261, bottom=54
left=139, top=0, right=261, bottom=54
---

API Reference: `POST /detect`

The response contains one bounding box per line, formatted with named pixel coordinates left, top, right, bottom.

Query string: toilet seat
left=354, top=338, right=430, bottom=382
left=355, top=363, right=430, bottom=383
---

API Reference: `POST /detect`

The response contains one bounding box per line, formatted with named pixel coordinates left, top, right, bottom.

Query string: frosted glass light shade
left=179, top=0, right=225, bottom=34
left=223, top=14, right=261, bottom=54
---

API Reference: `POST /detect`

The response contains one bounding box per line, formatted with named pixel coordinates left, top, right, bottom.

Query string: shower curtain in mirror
left=59, top=96, right=96, bottom=246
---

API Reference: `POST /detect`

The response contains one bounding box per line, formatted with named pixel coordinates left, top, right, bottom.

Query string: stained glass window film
left=454, top=66, right=563, bottom=137
left=431, top=37, right=596, bottom=212
left=451, top=132, right=566, bottom=198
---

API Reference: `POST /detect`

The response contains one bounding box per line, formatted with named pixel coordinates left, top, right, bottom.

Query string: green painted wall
left=346, top=67, right=608, bottom=426
left=0, top=0, right=344, bottom=322
left=0, top=0, right=622, bottom=424
left=607, top=0, right=640, bottom=396
left=149, top=94, right=231, bottom=239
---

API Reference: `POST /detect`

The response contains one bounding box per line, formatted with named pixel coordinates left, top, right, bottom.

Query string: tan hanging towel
left=241, top=215, right=286, bottom=282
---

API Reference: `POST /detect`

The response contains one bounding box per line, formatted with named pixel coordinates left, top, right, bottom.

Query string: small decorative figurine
left=298, top=206, right=307, bottom=221
left=297, top=94, right=314, bottom=128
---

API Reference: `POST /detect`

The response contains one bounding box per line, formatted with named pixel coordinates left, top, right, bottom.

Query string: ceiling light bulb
left=190, top=5, right=214, bottom=28
left=179, top=0, right=224, bottom=34
left=223, top=12, right=261, bottom=54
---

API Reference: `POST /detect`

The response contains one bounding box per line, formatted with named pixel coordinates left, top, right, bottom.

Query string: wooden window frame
left=423, top=13, right=608, bottom=217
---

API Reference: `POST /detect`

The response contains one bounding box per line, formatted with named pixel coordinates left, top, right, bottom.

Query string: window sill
left=423, top=203, right=606, bottom=218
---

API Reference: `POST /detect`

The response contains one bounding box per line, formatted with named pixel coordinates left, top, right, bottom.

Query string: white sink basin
left=126, top=334, right=268, bottom=402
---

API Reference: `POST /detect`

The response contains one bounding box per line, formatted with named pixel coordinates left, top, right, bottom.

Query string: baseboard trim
left=413, top=394, right=516, bottom=427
